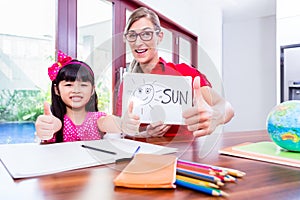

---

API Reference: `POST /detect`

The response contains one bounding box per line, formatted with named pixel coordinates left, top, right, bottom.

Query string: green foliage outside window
left=0, top=83, right=111, bottom=122
left=0, top=90, right=48, bottom=122
left=96, top=81, right=111, bottom=113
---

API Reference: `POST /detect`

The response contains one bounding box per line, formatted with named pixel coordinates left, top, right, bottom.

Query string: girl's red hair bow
left=48, top=50, right=72, bottom=81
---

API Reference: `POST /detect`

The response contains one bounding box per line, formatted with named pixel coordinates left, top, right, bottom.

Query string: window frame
left=57, top=0, right=198, bottom=114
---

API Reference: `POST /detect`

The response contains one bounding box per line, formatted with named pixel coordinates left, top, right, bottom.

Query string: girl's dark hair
left=50, top=60, right=98, bottom=142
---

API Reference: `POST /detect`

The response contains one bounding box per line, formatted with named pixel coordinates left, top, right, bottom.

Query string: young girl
left=35, top=50, right=140, bottom=143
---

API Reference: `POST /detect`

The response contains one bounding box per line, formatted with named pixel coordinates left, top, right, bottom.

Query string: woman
left=116, top=7, right=234, bottom=138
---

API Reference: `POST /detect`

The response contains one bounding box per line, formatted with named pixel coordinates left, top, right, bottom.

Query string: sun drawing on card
left=130, top=79, right=167, bottom=115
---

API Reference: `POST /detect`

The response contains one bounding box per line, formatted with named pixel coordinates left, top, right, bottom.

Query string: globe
left=266, top=100, right=300, bottom=152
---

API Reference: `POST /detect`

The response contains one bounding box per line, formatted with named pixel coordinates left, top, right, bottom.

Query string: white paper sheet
left=0, top=139, right=177, bottom=179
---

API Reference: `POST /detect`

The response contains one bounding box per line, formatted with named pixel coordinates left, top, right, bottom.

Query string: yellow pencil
left=176, top=175, right=220, bottom=188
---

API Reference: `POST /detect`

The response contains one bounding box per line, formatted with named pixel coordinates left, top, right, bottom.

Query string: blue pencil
left=176, top=168, right=222, bottom=184
left=115, top=146, right=141, bottom=163
left=132, top=146, right=141, bottom=157
left=175, top=179, right=229, bottom=197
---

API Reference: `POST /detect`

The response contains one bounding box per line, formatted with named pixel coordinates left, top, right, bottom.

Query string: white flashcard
left=122, top=73, right=192, bottom=125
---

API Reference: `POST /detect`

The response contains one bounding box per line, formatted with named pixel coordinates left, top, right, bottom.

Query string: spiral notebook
left=219, top=141, right=300, bottom=168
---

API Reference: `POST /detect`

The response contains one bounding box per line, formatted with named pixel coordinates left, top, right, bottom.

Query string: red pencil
left=177, top=159, right=227, bottom=176
left=177, top=162, right=217, bottom=176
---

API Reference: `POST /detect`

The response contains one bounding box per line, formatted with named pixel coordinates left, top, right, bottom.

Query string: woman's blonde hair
left=124, top=7, right=161, bottom=33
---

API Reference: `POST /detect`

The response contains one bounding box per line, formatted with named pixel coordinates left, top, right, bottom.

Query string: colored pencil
left=115, top=146, right=141, bottom=163
left=176, top=175, right=220, bottom=188
left=225, top=174, right=237, bottom=182
left=178, top=159, right=246, bottom=177
left=177, top=165, right=235, bottom=183
left=176, top=168, right=223, bottom=186
left=177, top=159, right=227, bottom=176
left=177, top=162, right=218, bottom=176
left=132, top=146, right=141, bottom=157
left=215, top=174, right=236, bottom=183
left=217, top=166, right=246, bottom=177
left=175, top=179, right=229, bottom=197
left=179, top=163, right=237, bottom=183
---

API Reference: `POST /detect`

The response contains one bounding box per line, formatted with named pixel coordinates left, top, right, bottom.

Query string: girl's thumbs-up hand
left=121, top=101, right=140, bottom=134
left=43, top=101, right=52, bottom=115
left=35, top=102, right=62, bottom=141
left=182, top=76, right=215, bottom=137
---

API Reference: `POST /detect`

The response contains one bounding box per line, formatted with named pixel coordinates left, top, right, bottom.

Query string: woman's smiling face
left=127, top=17, right=163, bottom=69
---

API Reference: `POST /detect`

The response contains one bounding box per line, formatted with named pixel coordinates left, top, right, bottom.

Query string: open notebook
left=0, top=138, right=177, bottom=179
left=219, top=141, right=300, bottom=168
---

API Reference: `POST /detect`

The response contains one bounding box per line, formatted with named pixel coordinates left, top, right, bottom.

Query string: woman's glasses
left=124, top=30, right=159, bottom=42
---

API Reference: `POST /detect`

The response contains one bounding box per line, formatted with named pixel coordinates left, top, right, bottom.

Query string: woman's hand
left=121, top=102, right=171, bottom=138
left=145, top=121, right=171, bottom=137
left=183, top=77, right=220, bottom=137
left=35, top=102, right=62, bottom=140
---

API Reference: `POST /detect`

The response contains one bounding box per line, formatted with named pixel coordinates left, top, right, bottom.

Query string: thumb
left=128, top=101, right=134, bottom=114
left=44, top=102, right=52, bottom=115
left=193, top=76, right=205, bottom=106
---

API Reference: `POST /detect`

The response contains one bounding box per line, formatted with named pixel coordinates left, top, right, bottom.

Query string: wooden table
left=1, top=129, right=300, bottom=200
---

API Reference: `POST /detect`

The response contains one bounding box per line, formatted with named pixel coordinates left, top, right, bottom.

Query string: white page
left=0, top=141, right=114, bottom=179
left=0, top=139, right=178, bottom=179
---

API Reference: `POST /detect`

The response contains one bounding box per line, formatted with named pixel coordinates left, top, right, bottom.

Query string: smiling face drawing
left=130, top=81, right=168, bottom=122
left=132, top=84, right=155, bottom=105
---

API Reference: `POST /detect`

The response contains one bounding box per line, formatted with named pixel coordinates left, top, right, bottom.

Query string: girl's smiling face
left=56, top=80, right=94, bottom=111
left=127, top=17, right=163, bottom=71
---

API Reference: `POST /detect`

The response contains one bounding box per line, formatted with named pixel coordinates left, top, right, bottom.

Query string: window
left=77, top=0, right=113, bottom=112
left=158, top=28, right=173, bottom=63
left=0, top=0, right=198, bottom=144
left=0, top=0, right=55, bottom=120
left=179, top=37, right=192, bottom=64
left=0, top=0, right=55, bottom=143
